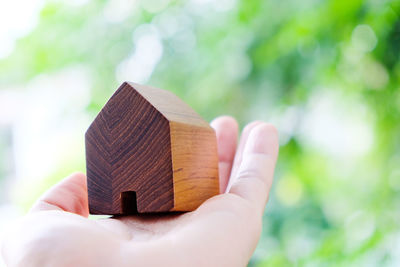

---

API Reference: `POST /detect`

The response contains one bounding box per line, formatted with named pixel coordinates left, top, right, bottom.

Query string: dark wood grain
left=86, top=82, right=219, bottom=215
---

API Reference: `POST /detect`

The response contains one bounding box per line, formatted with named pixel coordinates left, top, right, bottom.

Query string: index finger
left=228, top=123, right=279, bottom=215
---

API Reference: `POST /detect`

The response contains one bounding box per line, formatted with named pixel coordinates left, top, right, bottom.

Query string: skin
left=1, top=116, right=279, bottom=267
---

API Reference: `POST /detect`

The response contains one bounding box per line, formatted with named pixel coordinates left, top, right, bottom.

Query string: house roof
left=126, top=82, right=210, bottom=128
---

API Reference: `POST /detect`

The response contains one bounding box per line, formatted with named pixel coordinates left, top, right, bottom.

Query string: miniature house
left=85, top=82, right=220, bottom=214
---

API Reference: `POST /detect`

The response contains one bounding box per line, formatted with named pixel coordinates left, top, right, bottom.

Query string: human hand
left=1, top=116, right=279, bottom=267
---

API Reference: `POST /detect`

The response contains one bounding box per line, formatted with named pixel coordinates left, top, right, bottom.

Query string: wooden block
left=85, top=82, right=220, bottom=215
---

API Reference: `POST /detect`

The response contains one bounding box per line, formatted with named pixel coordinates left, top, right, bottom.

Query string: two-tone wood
left=85, top=82, right=219, bottom=215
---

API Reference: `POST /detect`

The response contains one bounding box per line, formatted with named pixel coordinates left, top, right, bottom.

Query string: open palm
left=2, top=116, right=279, bottom=267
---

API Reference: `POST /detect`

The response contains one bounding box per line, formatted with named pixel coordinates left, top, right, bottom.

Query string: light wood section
left=170, top=121, right=220, bottom=211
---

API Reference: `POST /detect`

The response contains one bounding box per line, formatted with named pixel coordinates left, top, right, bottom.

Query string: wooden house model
left=85, top=82, right=220, bottom=214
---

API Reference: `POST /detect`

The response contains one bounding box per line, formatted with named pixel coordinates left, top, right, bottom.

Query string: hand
left=1, top=116, right=279, bottom=267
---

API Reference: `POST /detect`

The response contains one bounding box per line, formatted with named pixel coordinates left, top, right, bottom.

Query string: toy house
left=85, top=82, right=219, bottom=214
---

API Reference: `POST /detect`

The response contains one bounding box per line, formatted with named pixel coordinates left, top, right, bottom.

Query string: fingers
left=229, top=123, right=279, bottom=215
left=211, top=116, right=239, bottom=193
left=226, top=121, right=263, bottom=192
left=30, top=172, right=89, bottom=217
left=173, top=122, right=278, bottom=266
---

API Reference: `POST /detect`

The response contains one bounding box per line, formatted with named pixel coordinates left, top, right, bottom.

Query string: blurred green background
left=1, top=0, right=400, bottom=266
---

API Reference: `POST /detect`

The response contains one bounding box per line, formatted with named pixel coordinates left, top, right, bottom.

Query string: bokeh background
left=1, top=0, right=400, bottom=265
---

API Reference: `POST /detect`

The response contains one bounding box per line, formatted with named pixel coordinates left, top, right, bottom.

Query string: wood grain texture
left=86, top=82, right=219, bottom=215
left=170, top=121, right=219, bottom=211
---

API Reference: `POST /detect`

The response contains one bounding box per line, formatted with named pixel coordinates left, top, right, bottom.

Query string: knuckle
left=237, top=168, right=260, bottom=180
left=237, top=169, right=267, bottom=190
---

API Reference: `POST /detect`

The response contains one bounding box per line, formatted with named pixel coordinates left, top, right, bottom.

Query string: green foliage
left=1, top=0, right=400, bottom=265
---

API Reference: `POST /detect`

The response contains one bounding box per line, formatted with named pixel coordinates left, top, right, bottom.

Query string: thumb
left=30, top=172, right=89, bottom=217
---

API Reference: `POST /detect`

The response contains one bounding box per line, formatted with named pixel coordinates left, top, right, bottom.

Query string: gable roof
left=126, top=82, right=210, bottom=128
